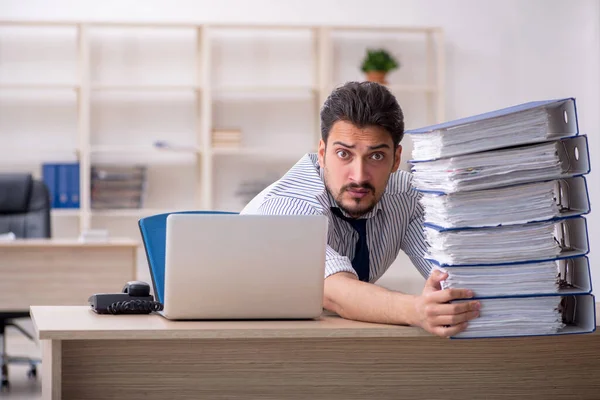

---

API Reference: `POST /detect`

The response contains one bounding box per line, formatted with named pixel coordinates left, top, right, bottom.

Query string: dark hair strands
left=320, top=81, right=405, bottom=147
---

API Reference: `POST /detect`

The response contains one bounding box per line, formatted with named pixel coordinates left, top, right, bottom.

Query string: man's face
left=318, top=120, right=402, bottom=218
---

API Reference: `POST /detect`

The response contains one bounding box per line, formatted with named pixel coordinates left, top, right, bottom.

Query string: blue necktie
left=331, top=208, right=370, bottom=282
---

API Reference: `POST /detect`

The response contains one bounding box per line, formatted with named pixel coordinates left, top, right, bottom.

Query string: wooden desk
left=32, top=306, right=600, bottom=400
left=0, top=239, right=138, bottom=311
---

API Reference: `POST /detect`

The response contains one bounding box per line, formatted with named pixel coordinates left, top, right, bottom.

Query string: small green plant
left=360, top=48, right=399, bottom=73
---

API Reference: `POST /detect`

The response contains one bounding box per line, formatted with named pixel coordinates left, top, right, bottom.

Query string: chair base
left=1, top=363, right=6, bottom=392
left=1, top=354, right=41, bottom=365
left=0, top=355, right=40, bottom=392
left=0, top=318, right=41, bottom=392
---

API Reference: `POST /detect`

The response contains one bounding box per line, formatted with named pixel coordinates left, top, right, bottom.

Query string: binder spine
left=42, top=163, right=57, bottom=208
left=69, top=163, right=80, bottom=209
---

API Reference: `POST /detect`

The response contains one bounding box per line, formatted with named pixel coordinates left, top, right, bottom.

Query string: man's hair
left=320, top=81, right=405, bottom=147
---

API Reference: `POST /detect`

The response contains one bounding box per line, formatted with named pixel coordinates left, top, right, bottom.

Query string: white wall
left=1, top=0, right=599, bottom=295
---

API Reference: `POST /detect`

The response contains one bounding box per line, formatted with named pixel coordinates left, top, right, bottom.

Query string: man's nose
left=350, top=159, right=369, bottom=183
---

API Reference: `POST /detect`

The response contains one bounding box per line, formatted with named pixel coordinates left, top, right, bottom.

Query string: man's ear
left=318, top=139, right=326, bottom=168
left=391, top=144, right=402, bottom=172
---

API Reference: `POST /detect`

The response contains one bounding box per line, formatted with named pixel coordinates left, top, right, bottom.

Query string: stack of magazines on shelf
left=406, top=97, right=595, bottom=339
left=91, top=165, right=147, bottom=210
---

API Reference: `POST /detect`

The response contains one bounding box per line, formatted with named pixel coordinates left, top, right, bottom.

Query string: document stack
left=91, top=165, right=147, bottom=209
left=405, top=98, right=595, bottom=339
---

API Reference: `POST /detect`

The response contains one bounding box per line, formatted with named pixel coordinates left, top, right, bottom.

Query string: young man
left=240, top=81, right=480, bottom=338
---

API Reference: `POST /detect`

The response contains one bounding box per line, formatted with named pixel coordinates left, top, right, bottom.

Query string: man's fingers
left=426, top=300, right=480, bottom=317
left=430, top=310, right=479, bottom=326
left=433, top=322, right=469, bottom=338
left=429, top=288, right=474, bottom=303
left=424, top=269, right=448, bottom=291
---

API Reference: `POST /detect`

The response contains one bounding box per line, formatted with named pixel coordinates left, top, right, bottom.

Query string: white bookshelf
left=0, top=20, right=445, bottom=239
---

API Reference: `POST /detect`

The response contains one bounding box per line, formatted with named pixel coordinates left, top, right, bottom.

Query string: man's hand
left=413, top=269, right=480, bottom=338
left=323, top=269, right=479, bottom=336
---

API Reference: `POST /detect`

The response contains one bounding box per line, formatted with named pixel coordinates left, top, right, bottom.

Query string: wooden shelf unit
left=0, top=20, right=445, bottom=237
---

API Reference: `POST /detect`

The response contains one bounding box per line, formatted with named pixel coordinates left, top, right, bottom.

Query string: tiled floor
left=1, top=319, right=41, bottom=399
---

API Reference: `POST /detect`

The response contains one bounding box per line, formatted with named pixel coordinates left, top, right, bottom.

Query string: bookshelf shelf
left=329, top=25, right=440, bottom=34
left=90, top=144, right=199, bottom=153
left=91, top=84, right=201, bottom=92
left=212, top=147, right=311, bottom=159
left=0, top=146, right=79, bottom=154
left=90, top=208, right=180, bottom=218
left=0, top=20, right=445, bottom=238
left=212, top=87, right=317, bottom=101
left=51, top=209, right=81, bottom=217
left=0, top=84, right=79, bottom=90
left=213, top=86, right=317, bottom=93
left=90, top=145, right=199, bottom=165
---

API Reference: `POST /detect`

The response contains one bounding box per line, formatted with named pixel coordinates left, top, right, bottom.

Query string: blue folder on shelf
left=138, top=211, right=237, bottom=304
left=42, top=162, right=80, bottom=208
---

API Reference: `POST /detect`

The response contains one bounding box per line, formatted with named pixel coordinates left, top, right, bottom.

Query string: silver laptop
left=160, top=213, right=328, bottom=320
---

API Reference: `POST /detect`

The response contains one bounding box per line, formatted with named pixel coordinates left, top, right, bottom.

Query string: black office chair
left=0, top=173, right=51, bottom=391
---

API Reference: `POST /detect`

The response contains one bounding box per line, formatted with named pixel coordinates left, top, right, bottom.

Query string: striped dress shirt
left=240, top=153, right=433, bottom=282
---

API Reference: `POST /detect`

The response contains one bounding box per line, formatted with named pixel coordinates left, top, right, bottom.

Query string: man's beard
left=329, top=180, right=378, bottom=218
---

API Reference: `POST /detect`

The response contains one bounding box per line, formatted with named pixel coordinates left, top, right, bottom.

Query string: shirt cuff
left=324, top=256, right=358, bottom=279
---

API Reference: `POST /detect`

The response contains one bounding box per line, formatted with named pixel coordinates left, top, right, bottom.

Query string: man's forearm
left=323, top=272, right=419, bottom=326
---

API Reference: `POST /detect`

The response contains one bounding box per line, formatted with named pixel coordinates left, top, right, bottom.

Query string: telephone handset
left=88, top=281, right=164, bottom=315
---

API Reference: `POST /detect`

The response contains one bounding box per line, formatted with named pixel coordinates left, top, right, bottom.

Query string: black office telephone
left=88, top=281, right=164, bottom=315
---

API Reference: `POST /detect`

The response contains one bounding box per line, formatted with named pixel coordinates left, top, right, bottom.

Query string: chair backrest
left=138, top=210, right=237, bottom=303
left=0, top=173, right=51, bottom=238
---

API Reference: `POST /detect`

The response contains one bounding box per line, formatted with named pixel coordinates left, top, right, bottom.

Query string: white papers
left=421, top=180, right=560, bottom=229
left=411, top=141, right=562, bottom=193
left=410, top=108, right=550, bottom=161
left=437, top=261, right=560, bottom=297
left=78, top=229, right=109, bottom=243
left=451, top=296, right=565, bottom=338
left=424, top=221, right=562, bottom=266
left=407, top=98, right=593, bottom=338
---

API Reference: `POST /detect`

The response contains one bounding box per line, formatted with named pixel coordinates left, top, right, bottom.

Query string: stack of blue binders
left=41, top=162, right=80, bottom=209
left=406, top=98, right=595, bottom=339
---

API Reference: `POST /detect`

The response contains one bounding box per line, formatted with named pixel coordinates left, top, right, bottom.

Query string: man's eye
left=336, top=150, right=349, bottom=159
left=371, top=153, right=384, bottom=161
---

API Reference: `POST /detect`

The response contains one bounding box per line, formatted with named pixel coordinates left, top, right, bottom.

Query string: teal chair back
left=138, top=211, right=237, bottom=303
